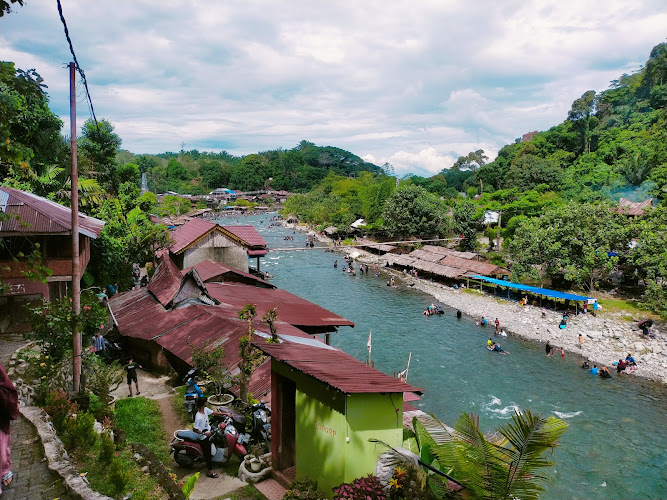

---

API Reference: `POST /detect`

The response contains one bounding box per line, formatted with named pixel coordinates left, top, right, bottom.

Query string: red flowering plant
left=333, top=474, right=387, bottom=500
left=28, top=290, right=109, bottom=361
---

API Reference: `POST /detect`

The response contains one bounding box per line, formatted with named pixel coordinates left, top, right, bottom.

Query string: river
left=222, top=214, right=667, bottom=499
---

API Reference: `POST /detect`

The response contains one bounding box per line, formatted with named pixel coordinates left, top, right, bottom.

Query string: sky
left=2, top=1, right=666, bottom=177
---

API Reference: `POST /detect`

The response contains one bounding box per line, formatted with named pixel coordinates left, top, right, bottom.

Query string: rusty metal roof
left=0, top=186, right=104, bottom=238
left=614, top=197, right=654, bottom=216
left=439, top=255, right=503, bottom=276
left=421, top=245, right=478, bottom=260
left=255, top=340, right=422, bottom=395
left=147, top=255, right=187, bottom=307
left=169, top=218, right=219, bottom=254
left=220, top=225, right=268, bottom=249
left=206, top=282, right=355, bottom=328
left=182, top=259, right=275, bottom=288
left=409, top=249, right=443, bottom=263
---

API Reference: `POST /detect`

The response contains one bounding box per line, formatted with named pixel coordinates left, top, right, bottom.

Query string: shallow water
left=223, top=215, right=667, bottom=499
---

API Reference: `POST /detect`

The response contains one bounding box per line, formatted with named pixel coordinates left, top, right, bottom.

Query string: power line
left=56, top=0, right=99, bottom=130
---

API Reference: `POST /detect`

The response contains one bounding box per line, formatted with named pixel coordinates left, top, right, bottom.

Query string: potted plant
left=189, top=338, right=234, bottom=406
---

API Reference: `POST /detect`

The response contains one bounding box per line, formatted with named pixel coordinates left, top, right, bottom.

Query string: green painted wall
left=273, top=360, right=404, bottom=497
left=344, top=393, right=404, bottom=481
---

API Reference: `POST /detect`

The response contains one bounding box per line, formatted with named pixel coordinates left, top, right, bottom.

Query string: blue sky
left=2, top=1, right=666, bottom=177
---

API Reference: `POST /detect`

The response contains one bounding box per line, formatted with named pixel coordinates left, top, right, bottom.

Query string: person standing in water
left=546, top=340, right=552, bottom=357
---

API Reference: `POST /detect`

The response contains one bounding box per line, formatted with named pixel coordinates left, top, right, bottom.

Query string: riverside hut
left=255, top=338, right=422, bottom=497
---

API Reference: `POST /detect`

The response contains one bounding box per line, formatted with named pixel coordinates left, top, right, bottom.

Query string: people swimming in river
left=487, top=338, right=493, bottom=347
left=498, top=329, right=507, bottom=337
left=488, top=342, right=508, bottom=354
left=480, top=317, right=487, bottom=327
left=582, top=360, right=590, bottom=370
left=599, top=366, right=611, bottom=378
left=616, top=359, right=628, bottom=374
left=333, top=259, right=337, bottom=268
left=590, top=364, right=598, bottom=375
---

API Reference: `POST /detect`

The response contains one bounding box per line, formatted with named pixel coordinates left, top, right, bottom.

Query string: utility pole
left=70, top=62, right=82, bottom=393
left=496, top=211, right=502, bottom=252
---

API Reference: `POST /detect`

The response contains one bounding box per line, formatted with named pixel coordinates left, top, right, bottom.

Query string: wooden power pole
left=70, top=62, right=82, bottom=393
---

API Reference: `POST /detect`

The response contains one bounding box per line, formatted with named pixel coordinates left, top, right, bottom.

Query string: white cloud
left=1, top=0, right=665, bottom=168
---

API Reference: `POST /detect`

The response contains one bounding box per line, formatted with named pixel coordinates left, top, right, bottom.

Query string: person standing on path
left=125, top=358, right=142, bottom=397
left=0, top=363, right=19, bottom=493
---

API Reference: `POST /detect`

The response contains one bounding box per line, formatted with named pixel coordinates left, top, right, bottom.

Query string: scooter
left=170, top=415, right=247, bottom=468
left=217, top=401, right=271, bottom=453
left=183, top=369, right=203, bottom=423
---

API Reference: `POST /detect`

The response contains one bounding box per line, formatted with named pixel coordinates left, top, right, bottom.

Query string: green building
left=257, top=337, right=422, bottom=497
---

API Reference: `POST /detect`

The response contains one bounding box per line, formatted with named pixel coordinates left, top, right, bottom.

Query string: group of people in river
left=423, top=303, right=444, bottom=316
left=581, top=352, right=637, bottom=378
left=335, top=257, right=376, bottom=277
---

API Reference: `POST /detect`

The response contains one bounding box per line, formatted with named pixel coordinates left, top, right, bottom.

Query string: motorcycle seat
left=175, top=430, right=201, bottom=441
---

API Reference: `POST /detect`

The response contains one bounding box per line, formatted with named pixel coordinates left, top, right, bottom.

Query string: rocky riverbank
left=281, top=222, right=667, bottom=385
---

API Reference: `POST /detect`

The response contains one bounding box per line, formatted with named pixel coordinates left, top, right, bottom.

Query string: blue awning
left=469, top=275, right=593, bottom=302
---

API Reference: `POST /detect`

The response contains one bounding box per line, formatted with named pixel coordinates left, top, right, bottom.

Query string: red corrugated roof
left=255, top=340, right=422, bottom=395
left=182, top=259, right=275, bottom=288
left=147, top=255, right=186, bottom=307
left=169, top=218, right=219, bottom=254
left=0, top=186, right=104, bottom=238
left=247, top=249, right=268, bottom=256
left=220, top=225, right=267, bottom=248
left=206, top=282, right=355, bottom=328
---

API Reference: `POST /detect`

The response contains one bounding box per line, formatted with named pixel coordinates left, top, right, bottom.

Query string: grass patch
left=224, top=484, right=267, bottom=500
left=596, top=297, right=657, bottom=319
left=115, top=397, right=171, bottom=463
left=173, top=385, right=191, bottom=428
left=74, top=446, right=164, bottom=500
left=462, top=288, right=483, bottom=296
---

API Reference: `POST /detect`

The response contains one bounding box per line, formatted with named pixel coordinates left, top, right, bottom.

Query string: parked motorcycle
left=170, top=415, right=247, bottom=468
left=218, top=401, right=271, bottom=453
left=183, top=369, right=204, bottom=423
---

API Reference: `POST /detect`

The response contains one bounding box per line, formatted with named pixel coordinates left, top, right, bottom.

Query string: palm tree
left=411, top=409, right=567, bottom=500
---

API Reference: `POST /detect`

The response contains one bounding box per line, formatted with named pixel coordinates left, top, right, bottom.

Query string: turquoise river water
left=222, top=214, right=667, bottom=499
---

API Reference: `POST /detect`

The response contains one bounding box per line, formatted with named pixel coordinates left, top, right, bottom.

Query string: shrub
left=63, top=411, right=97, bottom=450
left=333, top=474, right=387, bottom=500
left=44, top=390, right=77, bottom=433
left=108, top=458, right=131, bottom=496
left=98, top=432, right=115, bottom=465
left=284, top=477, right=325, bottom=500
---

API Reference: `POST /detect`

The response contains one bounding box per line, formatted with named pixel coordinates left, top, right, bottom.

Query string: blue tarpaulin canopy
left=469, top=275, right=594, bottom=302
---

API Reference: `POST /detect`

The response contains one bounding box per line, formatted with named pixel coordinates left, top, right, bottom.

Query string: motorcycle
left=183, top=369, right=204, bottom=423
left=170, top=415, right=247, bottom=468
left=218, top=401, right=271, bottom=453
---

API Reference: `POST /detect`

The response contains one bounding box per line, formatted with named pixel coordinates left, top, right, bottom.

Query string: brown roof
left=0, top=186, right=104, bottom=238
left=411, top=260, right=464, bottom=278
left=420, top=245, right=478, bottom=260
left=206, top=282, right=355, bottom=329
left=355, top=237, right=396, bottom=253
left=169, top=218, right=219, bottom=254
left=614, top=198, right=653, bottom=216
left=182, top=259, right=275, bottom=288
left=147, top=255, right=188, bottom=307
left=255, top=339, right=422, bottom=395
left=384, top=254, right=416, bottom=267
left=220, top=225, right=268, bottom=249
left=439, top=255, right=503, bottom=276
left=409, top=249, right=443, bottom=263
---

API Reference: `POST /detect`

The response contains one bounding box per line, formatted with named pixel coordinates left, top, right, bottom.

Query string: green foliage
left=27, top=291, right=108, bottom=361
left=97, top=431, right=115, bottom=466
left=86, top=355, right=124, bottom=407
left=382, top=184, right=449, bottom=237
left=284, top=477, right=326, bottom=500
left=62, top=411, right=98, bottom=450
left=108, top=458, right=131, bottom=496
left=79, top=118, right=122, bottom=195
left=453, top=199, right=480, bottom=251
left=182, top=472, right=199, bottom=499
left=189, top=338, right=231, bottom=396
left=414, top=410, right=567, bottom=500
left=262, top=307, right=280, bottom=343
left=44, top=390, right=77, bottom=433
left=510, top=202, right=627, bottom=290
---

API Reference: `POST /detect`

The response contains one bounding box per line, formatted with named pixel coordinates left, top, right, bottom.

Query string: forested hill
left=462, top=42, right=667, bottom=201
left=118, top=140, right=381, bottom=194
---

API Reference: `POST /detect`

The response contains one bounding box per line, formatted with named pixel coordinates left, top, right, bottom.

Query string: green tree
left=410, top=410, right=567, bottom=500
left=382, top=184, right=448, bottom=237
left=78, top=118, right=122, bottom=195
left=510, top=202, right=627, bottom=290
left=453, top=199, right=480, bottom=251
